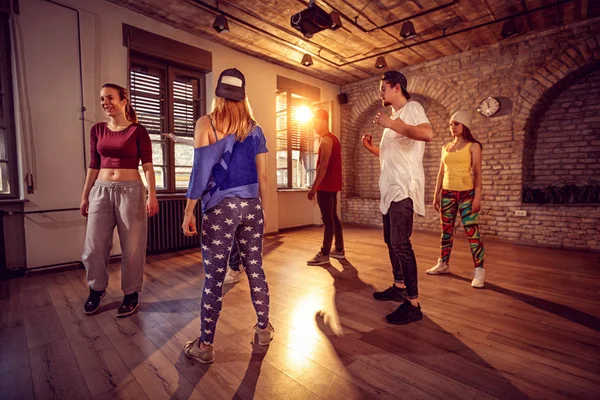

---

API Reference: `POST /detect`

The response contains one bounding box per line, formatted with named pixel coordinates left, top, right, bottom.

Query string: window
left=276, top=91, right=320, bottom=189
left=0, top=13, right=17, bottom=198
left=129, top=54, right=204, bottom=193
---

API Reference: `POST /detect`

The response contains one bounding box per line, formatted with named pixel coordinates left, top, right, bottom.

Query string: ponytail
left=102, top=83, right=138, bottom=123
left=125, top=102, right=138, bottom=123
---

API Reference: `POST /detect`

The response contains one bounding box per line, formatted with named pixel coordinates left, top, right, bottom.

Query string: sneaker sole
left=116, top=302, right=140, bottom=318
left=373, top=296, right=406, bottom=302
left=307, top=260, right=330, bottom=266
left=471, top=283, right=485, bottom=289
left=83, top=292, right=106, bottom=315
left=185, top=353, right=214, bottom=364
left=329, top=254, right=345, bottom=260
left=256, top=334, right=273, bottom=346
left=386, top=313, right=423, bottom=325
left=426, top=269, right=450, bottom=275
left=184, top=340, right=215, bottom=363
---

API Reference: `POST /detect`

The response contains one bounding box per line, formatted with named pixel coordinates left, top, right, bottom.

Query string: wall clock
left=477, top=97, right=501, bottom=117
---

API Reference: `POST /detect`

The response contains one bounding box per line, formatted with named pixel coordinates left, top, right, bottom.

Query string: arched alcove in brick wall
left=515, top=35, right=600, bottom=205
left=340, top=76, right=463, bottom=227
left=521, top=62, right=600, bottom=203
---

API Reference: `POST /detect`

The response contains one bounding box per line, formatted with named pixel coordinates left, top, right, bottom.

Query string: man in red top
left=307, top=109, right=345, bottom=265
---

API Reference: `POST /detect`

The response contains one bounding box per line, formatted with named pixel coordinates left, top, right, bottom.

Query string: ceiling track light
left=212, top=1, right=229, bottom=33
left=500, top=19, right=518, bottom=38
left=213, top=14, right=229, bottom=33
left=400, top=21, right=417, bottom=39
left=375, top=56, right=387, bottom=69
left=301, top=54, right=313, bottom=67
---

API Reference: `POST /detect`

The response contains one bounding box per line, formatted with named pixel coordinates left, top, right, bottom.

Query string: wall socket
left=514, top=210, right=527, bottom=217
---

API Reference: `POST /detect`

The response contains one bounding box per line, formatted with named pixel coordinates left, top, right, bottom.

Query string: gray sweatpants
left=82, top=180, right=147, bottom=294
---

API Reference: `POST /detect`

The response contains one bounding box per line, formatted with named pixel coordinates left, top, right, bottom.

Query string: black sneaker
left=84, top=288, right=106, bottom=315
left=373, top=285, right=407, bottom=302
left=386, top=300, right=423, bottom=325
left=116, top=292, right=140, bottom=318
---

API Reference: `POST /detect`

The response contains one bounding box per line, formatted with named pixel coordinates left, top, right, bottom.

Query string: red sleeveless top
left=316, top=133, right=342, bottom=192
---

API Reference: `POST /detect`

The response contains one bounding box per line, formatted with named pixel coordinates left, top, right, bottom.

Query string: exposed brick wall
left=527, top=67, right=600, bottom=187
left=340, top=18, right=600, bottom=251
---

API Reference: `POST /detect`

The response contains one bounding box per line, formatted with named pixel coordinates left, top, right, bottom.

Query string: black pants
left=382, top=198, right=418, bottom=299
left=317, top=191, right=344, bottom=255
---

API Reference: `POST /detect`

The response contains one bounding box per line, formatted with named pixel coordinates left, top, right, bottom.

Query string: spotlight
left=291, top=0, right=343, bottom=38
left=500, top=20, right=518, bottom=38
left=301, top=54, right=313, bottom=67
left=375, top=56, right=387, bottom=69
left=400, top=21, right=416, bottom=39
left=213, top=15, right=229, bottom=33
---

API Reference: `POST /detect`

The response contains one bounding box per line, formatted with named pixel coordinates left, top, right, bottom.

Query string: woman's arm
left=142, top=162, right=159, bottom=217
left=433, top=152, right=445, bottom=212
left=162, top=133, right=194, bottom=146
left=181, top=116, right=214, bottom=236
left=182, top=198, right=198, bottom=236
left=256, top=152, right=268, bottom=216
left=80, top=168, right=100, bottom=217
left=194, top=115, right=213, bottom=148
left=471, top=143, right=483, bottom=213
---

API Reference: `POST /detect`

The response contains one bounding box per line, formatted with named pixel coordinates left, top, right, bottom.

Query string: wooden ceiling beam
left=581, top=0, right=589, bottom=19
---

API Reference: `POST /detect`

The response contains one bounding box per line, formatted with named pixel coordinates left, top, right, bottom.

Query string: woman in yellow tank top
left=427, top=111, right=485, bottom=288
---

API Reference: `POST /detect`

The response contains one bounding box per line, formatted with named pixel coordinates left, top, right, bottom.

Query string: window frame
left=0, top=12, right=18, bottom=199
left=129, top=52, right=206, bottom=194
left=276, top=91, right=324, bottom=190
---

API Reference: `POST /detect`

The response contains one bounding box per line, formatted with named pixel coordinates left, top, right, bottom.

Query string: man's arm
left=361, top=134, right=380, bottom=157
left=389, top=120, right=433, bottom=142
left=373, top=112, right=433, bottom=142
left=308, top=136, right=333, bottom=200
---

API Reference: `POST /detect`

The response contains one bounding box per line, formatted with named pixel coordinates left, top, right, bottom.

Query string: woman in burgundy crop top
left=80, top=83, right=158, bottom=319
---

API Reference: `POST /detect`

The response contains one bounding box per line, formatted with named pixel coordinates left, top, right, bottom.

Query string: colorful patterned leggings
left=440, top=189, right=484, bottom=268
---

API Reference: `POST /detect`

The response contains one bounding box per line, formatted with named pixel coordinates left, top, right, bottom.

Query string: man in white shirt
left=362, top=71, right=433, bottom=325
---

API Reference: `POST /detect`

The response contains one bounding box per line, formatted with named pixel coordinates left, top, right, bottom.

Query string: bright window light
left=295, top=105, right=312, bottom=124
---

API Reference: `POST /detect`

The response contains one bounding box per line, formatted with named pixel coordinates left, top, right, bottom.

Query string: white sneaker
left=426, top=258, right=450, bottom=275
left=223, top=266, right=242, bottom=284
left=254, top=322, right=274, bottom=346
left=183, top=338, right=214, bottom=364
left=471, top=268, right=485, bottom=288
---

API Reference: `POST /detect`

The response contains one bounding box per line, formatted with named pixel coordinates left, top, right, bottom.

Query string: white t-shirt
left=379, top=101, right=430, bottom=216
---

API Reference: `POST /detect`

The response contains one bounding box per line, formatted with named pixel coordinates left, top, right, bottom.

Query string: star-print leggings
left=440, top=189, right=484, bottom=268
left=199, top=197, right=269, bottom=345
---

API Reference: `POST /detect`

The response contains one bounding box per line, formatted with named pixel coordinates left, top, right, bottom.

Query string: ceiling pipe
left=189, top=0, right=571, bottom=70
left=295, top=0, right=460, bottom=33
left=188, top=0, right=357, bottom=71
left=336, top=0, right=572, bottom=67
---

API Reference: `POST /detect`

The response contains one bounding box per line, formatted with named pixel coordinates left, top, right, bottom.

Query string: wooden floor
left=1, top=225, right=599, bottom=400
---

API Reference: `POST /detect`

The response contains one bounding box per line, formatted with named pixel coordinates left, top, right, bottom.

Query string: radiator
left=147, top=198, right=201, bottom=254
